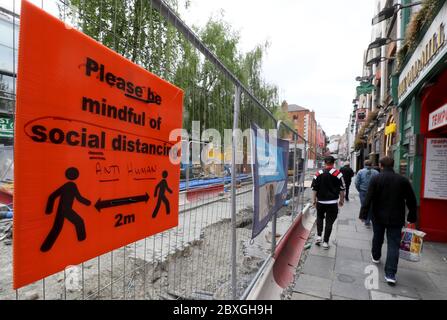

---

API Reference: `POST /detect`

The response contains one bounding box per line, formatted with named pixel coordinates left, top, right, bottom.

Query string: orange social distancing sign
left=13, top=0, right=183, bottom=289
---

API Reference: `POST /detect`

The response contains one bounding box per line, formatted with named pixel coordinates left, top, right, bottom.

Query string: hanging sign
left=429, top=103, right=447, bottom=131
left=356, top=82, right=375, bottom=96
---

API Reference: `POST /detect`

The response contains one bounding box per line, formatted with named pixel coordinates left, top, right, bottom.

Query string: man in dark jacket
left=340, top=162, right=354, bottom=201
left=359, top=157, right=417, bottom=285
left=312, top=156, right=346, bottom=249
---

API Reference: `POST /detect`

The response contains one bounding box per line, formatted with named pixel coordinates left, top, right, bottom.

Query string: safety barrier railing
left=0, top=0, right=309, bottom=300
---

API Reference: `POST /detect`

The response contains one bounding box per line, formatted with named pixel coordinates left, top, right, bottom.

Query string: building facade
left=316, top=124, right=328, bottom=167
left=393, top=0, right=447, bottom=242
left=0, top=6, right=17, bottom=147
left=0, top=6, right=17, bottom=182
left=327, top=135, right=340, bottom=155
left=287, top=104, right=318, bottom=168
left=338, top=130, right=349, bottom=164
left=348, top=0, right=447, bottom=242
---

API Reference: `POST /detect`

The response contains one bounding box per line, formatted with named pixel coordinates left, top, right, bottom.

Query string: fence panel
left=0, top=0, right=309, bottom=300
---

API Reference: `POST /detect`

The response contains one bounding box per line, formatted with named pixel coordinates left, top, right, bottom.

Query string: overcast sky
left=181, top=0, right=375, bottom=136
left=2, top=0, right=375, bottom=136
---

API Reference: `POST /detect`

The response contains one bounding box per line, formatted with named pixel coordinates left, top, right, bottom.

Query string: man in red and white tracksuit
left=311, top=156, right=346, bottom=249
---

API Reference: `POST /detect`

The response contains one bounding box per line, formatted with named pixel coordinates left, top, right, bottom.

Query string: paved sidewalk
left=292, top=186, right=447, bottom=300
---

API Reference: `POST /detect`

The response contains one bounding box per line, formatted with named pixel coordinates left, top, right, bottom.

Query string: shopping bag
left=399, top=225, right=426, bottom=262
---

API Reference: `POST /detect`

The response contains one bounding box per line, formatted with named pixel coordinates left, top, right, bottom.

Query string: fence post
left=186, top=140, right=190, bottom=192
left=291, top=133, right=297, bottom=219
left=302, top=140, right=308, bottom=207
left=231, top=85, right=241, bottom=299
left=271, top=120, right=283, bottom=256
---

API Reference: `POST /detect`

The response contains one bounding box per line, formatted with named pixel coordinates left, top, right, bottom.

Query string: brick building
left=287, top=104, right=318, bottom=168
left=316, top=124, right=329, bottom=166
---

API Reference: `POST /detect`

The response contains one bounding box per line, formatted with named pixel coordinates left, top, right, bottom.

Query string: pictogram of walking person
left=40, top=167, right=91, bottom=252
left=152, top=170, right=172, bottom=219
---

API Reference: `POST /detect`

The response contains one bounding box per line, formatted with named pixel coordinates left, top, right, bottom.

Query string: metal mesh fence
left=0, top=0, right=309, bottom=300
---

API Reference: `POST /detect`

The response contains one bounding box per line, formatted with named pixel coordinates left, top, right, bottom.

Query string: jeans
left=372, top=222, right=402, bottom=276
left=359, top=191, right=373, bottom=224
left=316, top=203, right=338, bottom=243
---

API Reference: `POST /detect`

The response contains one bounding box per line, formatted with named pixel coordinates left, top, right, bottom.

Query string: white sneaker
left=371, top=254, right=380, bottom=264
left=315, top=236, right=322, bottom=246
left=384, top=274, right=397, bottom=285
left=322, top=242, right=329, bottom=250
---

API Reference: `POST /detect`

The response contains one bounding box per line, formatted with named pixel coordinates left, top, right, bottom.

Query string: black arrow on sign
left=95, top=193, right=149, bottom=212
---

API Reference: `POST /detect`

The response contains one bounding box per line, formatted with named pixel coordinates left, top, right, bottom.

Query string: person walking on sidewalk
left=340, top=162, right=354, bottom=201
left=359, top=156, right=417, bottom=286
left=311, top=156, right=346, bottom=250
left=355, top=160, right=379, bottom=227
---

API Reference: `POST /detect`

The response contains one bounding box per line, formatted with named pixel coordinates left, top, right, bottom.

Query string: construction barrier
left=0, top=0, right=310, bottom=300
left=245, top=204, right=315, bottom=300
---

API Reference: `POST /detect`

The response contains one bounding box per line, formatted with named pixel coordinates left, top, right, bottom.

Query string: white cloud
left=181, top=0, right=374, bottom=135
left=1, top=0, right=374, bottom=135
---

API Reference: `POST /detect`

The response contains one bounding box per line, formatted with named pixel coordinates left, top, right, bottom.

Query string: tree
left=65, top=0, right=280, bottom=136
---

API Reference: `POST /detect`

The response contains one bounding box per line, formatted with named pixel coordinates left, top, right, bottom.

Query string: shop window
left=0, top=145, right=13, bottom=180
left=405, top=106, right=412, bottom=124
left=387, top=60, right=394, bottom=96
left=399, top=158, right=408, bottom=176
left=0, top=16, right=19, bottom=76
left=408, top=157, right=414, bottom=183
left=0, top=14, right=17, bottom=117
left=357, top=110, right=366, bottom=121
left=375, top=139, right=381, bottom=155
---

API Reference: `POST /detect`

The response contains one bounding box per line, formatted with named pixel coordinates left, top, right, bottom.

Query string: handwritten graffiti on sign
left=13, top=0, right=183, bottom=289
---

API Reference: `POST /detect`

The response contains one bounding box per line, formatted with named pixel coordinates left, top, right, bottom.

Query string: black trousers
left=372, top=222, right=402, bottom=276
left=345, top=182, right=351, bottom=200
left=316, top=203, right=338, bottom=243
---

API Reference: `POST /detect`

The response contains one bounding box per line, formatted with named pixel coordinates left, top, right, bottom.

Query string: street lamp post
left=368, top=37, right=404, bottom=50
left=366, top=56, right=395, bottom=67
left=355, top=75, right=374, bottom=82
left=372, top=1, right=422, bottom=25
left=365, top=2, right=421, bottom=67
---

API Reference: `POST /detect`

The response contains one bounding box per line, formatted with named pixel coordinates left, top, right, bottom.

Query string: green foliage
left=65, top=0, right=280, bottom=135
left=273, top=105, right=294, bottom=138
left=396, top=0, right=444, bottom=70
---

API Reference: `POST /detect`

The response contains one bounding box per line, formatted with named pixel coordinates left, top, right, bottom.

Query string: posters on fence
left=251, top=123, right=289, bottom=239
left=13, top=1, right=183, bottom=289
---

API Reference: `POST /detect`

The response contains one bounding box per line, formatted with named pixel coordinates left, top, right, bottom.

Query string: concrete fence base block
left=246, top=204, right=315, bottom=300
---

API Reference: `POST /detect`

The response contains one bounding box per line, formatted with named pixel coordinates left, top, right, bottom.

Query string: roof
left=288, top=104, right=308, bottom=112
